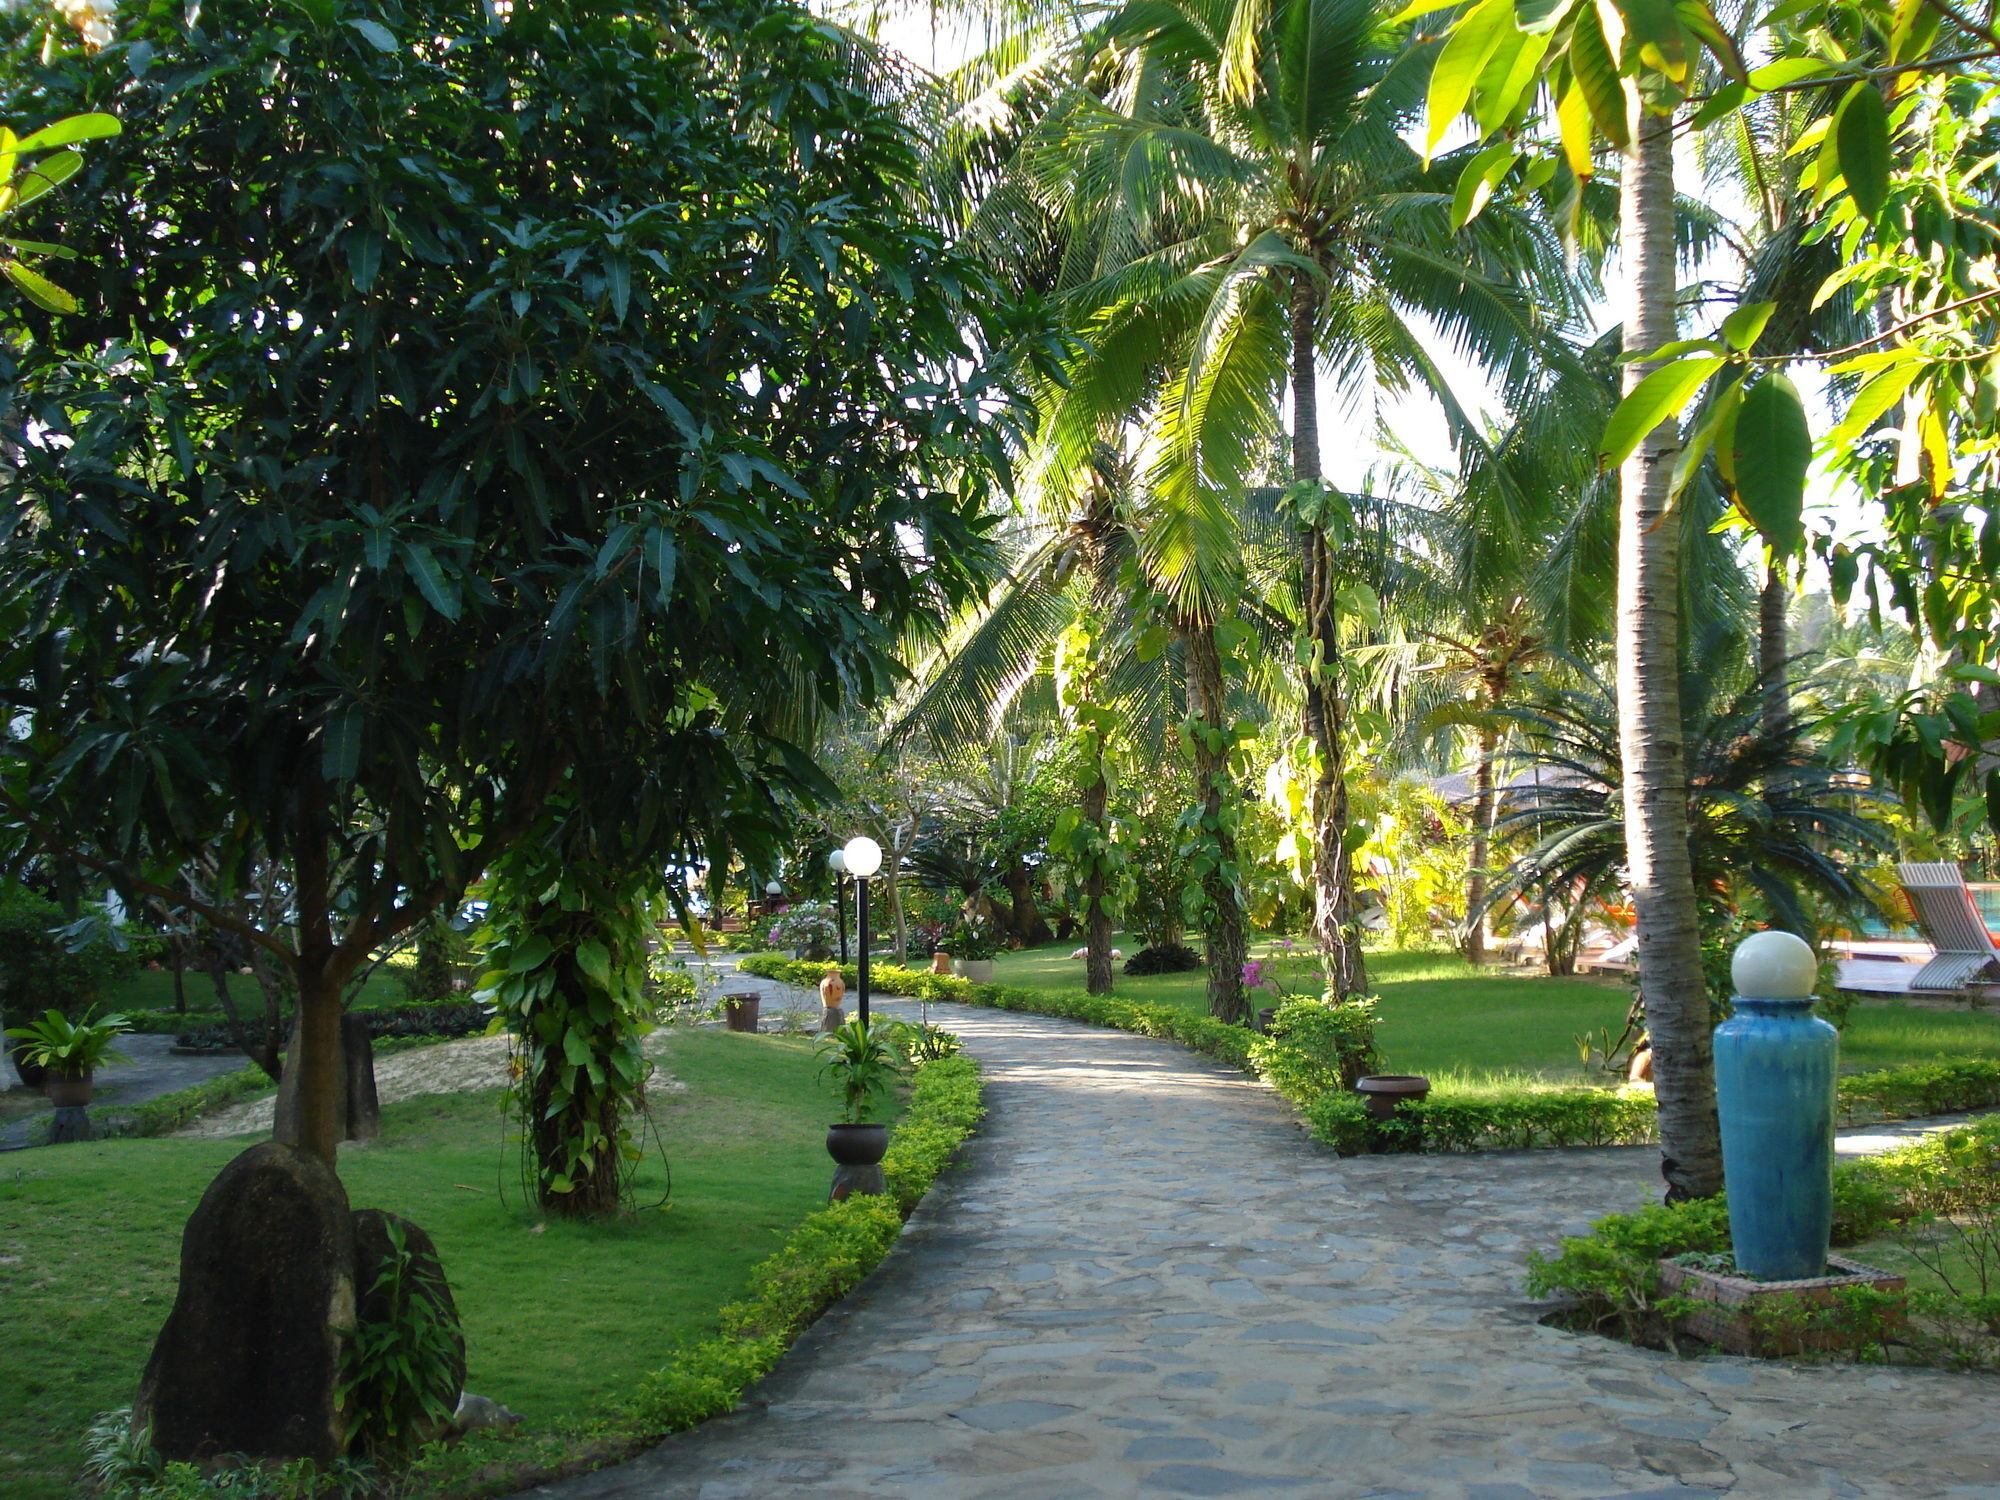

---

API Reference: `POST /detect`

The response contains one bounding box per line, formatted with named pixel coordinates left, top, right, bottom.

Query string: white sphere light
left=828, top=849, right=847, bottom=875
left=842, top=835, right=883, bottom=879
left=1732, top=930, right=1818, bottom=999
left=765, top=880, right=783, bottom=896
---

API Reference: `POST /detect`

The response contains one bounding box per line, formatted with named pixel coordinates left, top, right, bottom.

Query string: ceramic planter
left=45, top=1069, right=94, bottom=1107
left=722, top=993, right=761, bottom=1033
left=826, top=1122, right=889, bottom=1165
left=930, top=951, right=954, bottom=975
left=1715, top=992, right=1838, bottom=1281
left=1353, top=1074, right=1431, bottom=1121
left=954, top=959, right=994, bottom=983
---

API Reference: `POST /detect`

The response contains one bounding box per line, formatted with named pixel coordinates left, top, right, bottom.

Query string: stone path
left=532, top=992, right=2000, bottom=1500
left=0, top=1032, right=246, bottom=1151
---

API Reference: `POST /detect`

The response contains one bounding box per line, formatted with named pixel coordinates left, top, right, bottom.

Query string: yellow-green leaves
left=1424, top=0, right=1519, bottom=160
left=1567, top=3, right=1631, bottom=148
left=1730, top=373, right=1811, bottom=555
left=1831, top=81, right=1892, bottom=219
left=1451, top=140, right=1522, bottom=227
left=1719, top=299, right=1774, bottom=352
left=1599, top=354, right=1725, bottom=468
left=0, top=112, right=120, bottom=316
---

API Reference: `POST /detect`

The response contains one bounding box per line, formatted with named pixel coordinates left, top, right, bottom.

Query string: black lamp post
left=828, top=848, right=850, bottom=964
left=841, top=836, right=882, bottom=1025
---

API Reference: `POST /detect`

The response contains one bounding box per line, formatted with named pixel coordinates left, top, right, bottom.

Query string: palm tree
left=1480, top=665, right=1894, bottom=963
left=954, top=0, right=1589, bottom=999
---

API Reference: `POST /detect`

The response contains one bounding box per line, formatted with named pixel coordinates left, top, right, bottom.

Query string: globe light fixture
left=842, top=836, right=884, bottom=1023
left=764, top=879, right=783, bottom=897
left=828, top=849, right=850, bottom=963
left=1731, top=929, right=1817, bottom=998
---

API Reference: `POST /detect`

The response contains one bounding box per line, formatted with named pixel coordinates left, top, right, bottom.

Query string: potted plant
left=817, top=1016, right=904, bottom=1165
left=947, top=922, right=1000, bottom=984
left=5, top=1008, right=129, bottom=1106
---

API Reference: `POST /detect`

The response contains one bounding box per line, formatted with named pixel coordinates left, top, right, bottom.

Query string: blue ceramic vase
left=1714, top=994, right=1837, bottom=1281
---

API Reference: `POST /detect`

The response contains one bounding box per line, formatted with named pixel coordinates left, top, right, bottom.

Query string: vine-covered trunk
left=1182, top=622, right=1249, bottom=1023
left=1003, top=855, right=1054, bottom=947
left=1463, top=720, right=1500, bottom=966
left=1290, top=271, right=1367, bottom=999
left=1618, top=110, right=1722, bottom=1202
left=1081, top=763, right=1114, bottom=995
left=529, top=966, right=625, bottom=1218
left=1758, top=561, right=1789, bottom=737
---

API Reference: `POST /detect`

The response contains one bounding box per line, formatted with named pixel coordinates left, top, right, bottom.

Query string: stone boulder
left=349, top=1209, right=465, bottom=1451
left=273, top=1010, right=381, bottom=1146
left=134, top=1142, right=355, bottom=1463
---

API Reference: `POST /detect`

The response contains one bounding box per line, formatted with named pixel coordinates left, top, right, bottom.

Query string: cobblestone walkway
left=0, top=1032, right=245, bottom=1151
left=532, top=994, right=2000, bottom=1500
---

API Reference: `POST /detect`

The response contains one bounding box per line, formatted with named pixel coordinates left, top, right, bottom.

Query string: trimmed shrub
left=102, top=1066, right=272, bottom=1140
left=167, top=1000, right=492, bottom=1051
left=1123, top=944, right=1201, bottom=976
left=1837, top=1059, right=2000, bottom=1123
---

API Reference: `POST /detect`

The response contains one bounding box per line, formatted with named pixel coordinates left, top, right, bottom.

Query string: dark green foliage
left=1303, top=1086, right=1660, bottom=1156
left=163, top=1002, right=490, bottom=1050
left=1123, top=945, right=1203, bottom=976
left=339, top=1221, right=461, bottom=1461
left=0, top=0, right=1036, bottom=1158
left=815, top=1017, right=904, bottom=1125
left=0, top=886, right=138, bottom=1022
left=1837, top=1059, right=2000, bottom=1122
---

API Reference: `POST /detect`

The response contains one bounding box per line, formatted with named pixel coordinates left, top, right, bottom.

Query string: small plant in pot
left=5, top=1009, right=129, bottom=1106
left=817, top=1016, right=905, bottom=1165
left=946, top=921, right=1000, bottom=983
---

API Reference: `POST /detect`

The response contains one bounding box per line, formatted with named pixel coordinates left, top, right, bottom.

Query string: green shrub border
left=400, top=1053, right=985, bottom=1499
left=735, top=954, right=2000, bottom=1156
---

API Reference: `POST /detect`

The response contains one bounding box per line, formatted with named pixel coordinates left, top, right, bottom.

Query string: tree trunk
left=1290, top=270, right=1368, bottom=999
left=1758, top=559, right=1789, bottom=738
left=291, top=963, right=344, bottom=1168
left=1182, top=622, right=1249, bottom=1023
left=885, top=865, right=907, bottom=966
left=1463, top=720, right=1500, bottom=965
left=1003, top=855, right=1054, bottom=947
left=532, top=963, right=624, bottom=1219
left=1618, top=109, right=1723, bottom=1202
left=1082, top=760, right=1114, bottom=995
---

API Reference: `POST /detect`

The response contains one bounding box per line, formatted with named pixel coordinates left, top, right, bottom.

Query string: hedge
left=400, top=1051, right=985, bottom=1499
left=150, top=999, right=493, bottom=1050
left=736, top=953, right=2000, bottom=1157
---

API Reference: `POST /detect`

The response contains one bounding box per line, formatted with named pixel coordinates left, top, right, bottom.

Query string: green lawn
left=107, top=962, right=413, bottom=1016
left=988, top=937, right=2000, bottom=1085
left=0, top=1027, right=847, bottom=1500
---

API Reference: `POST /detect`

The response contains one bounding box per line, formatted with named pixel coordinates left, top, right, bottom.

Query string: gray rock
left=134, top=1141, right=355, bottom=1463
left=452, top=1391, right=522, bottom=1432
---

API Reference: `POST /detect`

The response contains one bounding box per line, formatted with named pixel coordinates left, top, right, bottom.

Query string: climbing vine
left=477, top=853, right=658, bottom=1218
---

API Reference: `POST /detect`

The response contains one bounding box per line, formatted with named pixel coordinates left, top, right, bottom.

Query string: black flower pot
left=826, top=1122, right=888, bottom=1166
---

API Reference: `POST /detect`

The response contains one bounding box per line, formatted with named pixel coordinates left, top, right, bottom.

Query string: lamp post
left=828, top=848, right=850, bottom=964
left=1716, top=930, right=1836, bottom=1280
left=842, top=836, right=883, bottom=1025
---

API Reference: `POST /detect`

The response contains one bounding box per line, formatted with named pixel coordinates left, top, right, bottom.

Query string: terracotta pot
left=826, top=1122, right=888, bottom=1165
left=1353, top=1074, right=1431, bottom=1121
left=45, top=1069, right=94, bottom=1108
left=930, top=951, right=954, bottom=976
left=722, top=993, right=760, bottom=1033
left=818, top=972, right=847, bottom=1006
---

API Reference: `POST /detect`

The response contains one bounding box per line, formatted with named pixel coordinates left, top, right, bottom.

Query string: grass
left=0, top=1026, right=855, bottom=1500
left=988, top=936, right=2000, bottom=1086
left=103, top=961, right=415, bottom=1017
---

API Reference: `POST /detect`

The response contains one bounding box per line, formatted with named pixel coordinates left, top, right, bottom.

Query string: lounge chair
left=1896, top=861, right=2000, bottom=994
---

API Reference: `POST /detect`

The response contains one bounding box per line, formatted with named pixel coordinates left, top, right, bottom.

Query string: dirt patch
left=177, top=1034, right=682, bottom=1140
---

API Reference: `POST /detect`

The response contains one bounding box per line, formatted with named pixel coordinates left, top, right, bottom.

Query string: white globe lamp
left=842, top=836, right=883, bottom=879
left=1731, top=929, right=1817, bottom=999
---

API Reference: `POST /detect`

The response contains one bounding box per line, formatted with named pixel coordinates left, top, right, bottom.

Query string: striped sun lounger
left=1897, top=862, right=2000, bottom=994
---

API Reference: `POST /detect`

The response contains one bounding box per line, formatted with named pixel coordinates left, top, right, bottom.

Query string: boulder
left=134, top=1142, right=355, bottom=1464
left=349, top=1209, right=465, bottom=1452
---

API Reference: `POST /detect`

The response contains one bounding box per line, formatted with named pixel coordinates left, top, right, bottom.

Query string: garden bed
left=1, top=1027, right=982, bottom=1500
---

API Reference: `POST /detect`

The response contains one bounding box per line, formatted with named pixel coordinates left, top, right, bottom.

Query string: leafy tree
left=0, top=0, right=1030, bottom=1167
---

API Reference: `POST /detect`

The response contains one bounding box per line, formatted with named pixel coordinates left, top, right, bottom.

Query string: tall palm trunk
left=1181, top=620, right=1249, bottom=1023
left=1463, top=716, right=1501, bottom=965
left=1290, top=270, right=1367, bottom=999
left=1081, top=759, right=1114, bottom=994
left=1619, top=110, right=1723, bottom=1202
left=1758, top=561, right=1789, bottom=737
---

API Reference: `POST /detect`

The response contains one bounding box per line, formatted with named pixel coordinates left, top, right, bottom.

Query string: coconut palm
left=945, top=0, right=1591, bottom=1000
left=1479, top=665, right=1894, bottom=968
